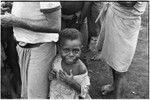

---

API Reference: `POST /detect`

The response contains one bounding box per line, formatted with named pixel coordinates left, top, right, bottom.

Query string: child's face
left=60, top=39, right=82, bottom=64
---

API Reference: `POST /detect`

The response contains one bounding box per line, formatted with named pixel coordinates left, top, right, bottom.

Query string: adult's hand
left=117, top=1, right=137, bottom=7
left=1, top=13, right=16, bottom=27
left=1, top=2, right=12, bottom=14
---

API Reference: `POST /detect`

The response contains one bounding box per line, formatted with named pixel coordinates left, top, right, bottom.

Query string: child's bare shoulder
left=77, top=60, right=87, bottom=75
left=51, top=55, right=61, bottom=68
left=52, top=55, right=60, bottom=63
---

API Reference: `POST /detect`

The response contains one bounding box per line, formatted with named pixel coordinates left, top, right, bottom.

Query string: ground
left=85, top=5, right=149, bottom=99
left=1, top=3, right=149, bottom=99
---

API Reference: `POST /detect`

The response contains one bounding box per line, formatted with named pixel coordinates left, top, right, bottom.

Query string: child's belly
left=49, top=80, right=76, bottom=99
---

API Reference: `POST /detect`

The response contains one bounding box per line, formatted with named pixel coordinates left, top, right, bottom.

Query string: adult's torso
left=12, top=2, right=60, bottom=44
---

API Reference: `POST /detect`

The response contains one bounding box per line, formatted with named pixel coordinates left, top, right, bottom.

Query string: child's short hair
left=57, top=28, right=82, bottom=47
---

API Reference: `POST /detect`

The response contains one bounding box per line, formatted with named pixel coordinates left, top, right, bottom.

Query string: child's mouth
left=66, top=57, right=76, bottom=63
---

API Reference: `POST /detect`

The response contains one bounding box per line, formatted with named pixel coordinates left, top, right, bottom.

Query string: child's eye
left=72, top=48, right=80, bottom=54
left=63, top=48, right=70, bottom=53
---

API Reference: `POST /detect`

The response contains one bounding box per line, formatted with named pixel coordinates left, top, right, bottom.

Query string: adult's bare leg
left=91, top=23, right=105, bottom=61
left=80, top=19, right=89, bottom=53
left=101, top=67, right=127, bottom=98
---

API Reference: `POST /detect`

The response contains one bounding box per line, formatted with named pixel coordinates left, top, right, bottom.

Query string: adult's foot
left=101, top=84, right=115, bottom=95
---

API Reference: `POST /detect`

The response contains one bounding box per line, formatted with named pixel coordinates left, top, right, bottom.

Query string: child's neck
left=61, top=59, right=79, bottom=75
left=62, top=59, right=78, bottom=67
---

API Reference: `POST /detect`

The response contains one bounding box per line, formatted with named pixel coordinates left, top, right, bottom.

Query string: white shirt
left=12, top=2, right=61, bottom=43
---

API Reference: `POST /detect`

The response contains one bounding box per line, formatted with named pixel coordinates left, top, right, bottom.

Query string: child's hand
left=49, top=69, right=57, bottom=80
left=59, top=70, right=73, bottom=82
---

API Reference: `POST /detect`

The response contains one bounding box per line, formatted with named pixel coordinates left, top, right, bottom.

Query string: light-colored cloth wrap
left=49, top=56, right=91, bottom=99
left=96, top=2, right=147, bottom=72
left=17, top=42, right=56, bottom=98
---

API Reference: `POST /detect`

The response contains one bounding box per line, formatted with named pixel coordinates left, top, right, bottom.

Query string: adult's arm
left=78, top=2, right=91, bottom=24
left=1, top=7, right=61, bottom=33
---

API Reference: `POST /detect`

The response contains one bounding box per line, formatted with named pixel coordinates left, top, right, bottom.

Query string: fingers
left=49, top=70, right=57, bottom=80
left=1, top=7, right=10, bottom=14
left=58, top=70, right=74, bottom=81
left=70, top=70, right=73, bottom=75
left=51, top=70, right=56, bottom=75
left=1, top=14, right=12, bottom=27
left=50, top=71, right=56, bottom=77
left=49, top=70, right=66, bottom=81
left=63, top=70, right=73, bottom=78
left=59, top=70, right=65, bottom=77
left=69, top=70, right=73, bottom=77
left=64, top=71, right=68, bottom=76
left=58, top=71, right=65, bottom=81
left=49, top=73, right=55, bottom=80
left=1, top=2, right=12, bottom=14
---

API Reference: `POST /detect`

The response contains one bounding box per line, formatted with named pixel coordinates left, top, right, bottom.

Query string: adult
left=1, top=2, right=61, bottom=98
left=61, top=1, right=91, bottom=52
left=87, top=2, right=104, bottom=47
left=92, top=2, right=147, bottom=98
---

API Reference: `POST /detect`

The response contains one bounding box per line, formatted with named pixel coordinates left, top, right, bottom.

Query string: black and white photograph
left=1, top=1, right=149, bottom=99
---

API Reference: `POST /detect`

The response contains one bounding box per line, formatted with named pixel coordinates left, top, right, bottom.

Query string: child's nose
left=69, top=51, right=74, bottom=56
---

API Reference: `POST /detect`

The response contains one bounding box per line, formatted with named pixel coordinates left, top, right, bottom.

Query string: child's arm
left=63, top=74, right=90, bottom=99
left=59, top=70, right=82, bottom=93
left=59, top=62, right=88, bottom=94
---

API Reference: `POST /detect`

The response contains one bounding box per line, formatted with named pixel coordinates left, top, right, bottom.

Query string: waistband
left=111, top=2, right=141, bottom=19
left=18, top=42, right=43, bottom=48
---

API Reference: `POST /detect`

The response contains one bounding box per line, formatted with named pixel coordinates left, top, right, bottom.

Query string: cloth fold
left=17, top=42, right=56, bottom=98
left=96, top=2, right=147, bottom=72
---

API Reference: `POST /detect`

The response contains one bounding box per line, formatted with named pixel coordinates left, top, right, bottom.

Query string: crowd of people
left=1, top=1, right=147, bottom=99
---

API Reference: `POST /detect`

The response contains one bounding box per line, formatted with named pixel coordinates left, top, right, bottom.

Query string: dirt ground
left=85, top=5, right=149, bottom=99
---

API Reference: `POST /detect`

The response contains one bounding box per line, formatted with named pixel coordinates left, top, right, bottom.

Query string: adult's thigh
left=28, top=43, right=56, bottom=98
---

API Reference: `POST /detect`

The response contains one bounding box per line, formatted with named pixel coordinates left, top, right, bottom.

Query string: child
left=48, top=28, right=91, bottom=99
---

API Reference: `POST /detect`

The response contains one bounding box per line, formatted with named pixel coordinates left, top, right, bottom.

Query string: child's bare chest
left=61, top=62, right=79, bottom=76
